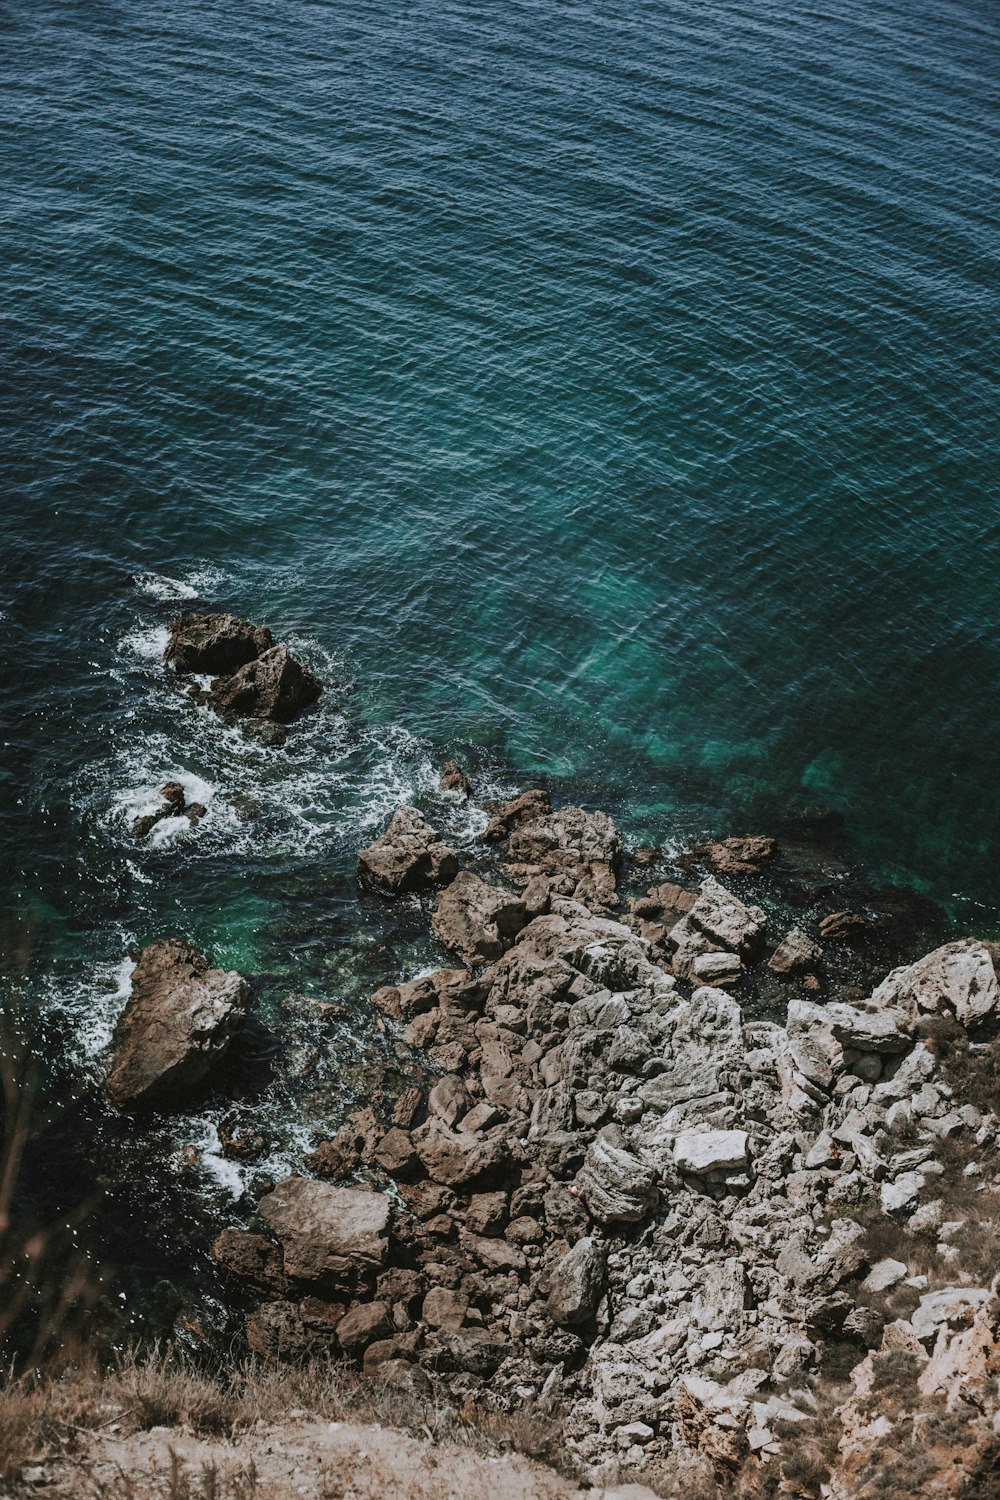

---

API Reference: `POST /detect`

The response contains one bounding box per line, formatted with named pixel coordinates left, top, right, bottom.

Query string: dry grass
left=0, top=1343, right=571, bottom=1495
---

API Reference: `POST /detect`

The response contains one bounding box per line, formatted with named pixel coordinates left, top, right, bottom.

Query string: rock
left=863, top=1258, right=908, bottom=1293
left=668, top=876, right=766, bottom=968
left=246, top=1300, right=340, bottom=1361
left=483, top=789, right=552, bottom=842
left=818, top=910, right=871, bottom=941
left=258, top=1178, right=391, bottom=1281
left=428, top=1075, right=472, bottom=1127
left=911, top=1287, right=991, bottom=1341
left=869, top=940, right=1000, bottom=1030
left=105, top=939, right=249, bottom=1109
left=165, top=611, right=274, bottom=675
left=674, top=1128, right=749, bottom=1175
left=880, top=1172, right=925, bottom=1214
left=209, top=644, right=322, bottom=726
left=577, top=1137, right=658, bottom=1224
left=548, top=1237, right=606, bottom=1326
left=769, top=927, right=823, bottom=976
left=706, top=835, right=777, bottom=875
left=439, top=760, right=471, bottom=797
left=357, top=807, right=459, bottom=895
left=411, top=1120, right=511, bottom=1190
left=692, top=950, right=742, bottom=986
left=506, top=805, right=623, bottom=910
left=372, top=1128, right=420, bottom=1179
left=336, top=1301, right=393, bottom=1355
left=211, top=1229, right=290, bottom=1296
left=422, top=1287, right=468, bottom=1330
left=432, top=872, right=527, bottom=965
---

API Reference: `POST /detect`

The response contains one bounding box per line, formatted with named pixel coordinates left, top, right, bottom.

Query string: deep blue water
left=2, top=0, right=999, bottom=1216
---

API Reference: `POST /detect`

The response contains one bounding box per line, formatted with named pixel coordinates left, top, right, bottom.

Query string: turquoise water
left=2, top=0, right=1000, bottom=986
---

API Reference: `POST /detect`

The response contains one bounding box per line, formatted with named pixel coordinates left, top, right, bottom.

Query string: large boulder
left=209, top=644, right=322, bottom=726
left=506, top=805, right=623, bottom=910
left=868, top=940, right=1000, bottom=1030
left=165, top=611, right=274, bottom=675
left=258, top=1178, right=392, bottom=1282
left=105, top=939, right=249, bottom=1109
left=548, top=1237, right=606, bottom=1327
left=432, top=872, right=527, bottom=965
left=357, top=807, right=459, bottom=895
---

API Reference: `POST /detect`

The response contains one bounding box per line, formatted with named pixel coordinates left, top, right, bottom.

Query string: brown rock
left=819, top=910, right=872, bottom=941
left=246, top=1300, right=337, bottom=1361
left=336, top=1301, right=393, bottom=1355
left=439, top=761, right=472, bottom=797
left=258, top=1178, right=391, bottom=1281
left=160, top=781, right=187, bottom=812
left=432, top=872, right=527, bottom=965
left=393, top=1086, right=423, bottom=1129
left=209, top=644, right=322, bottom=725
left=483, top=789, right=552, bottom=842
left=466, top=1191, right=509, bottom=1237
left=769, top=926, right=824, bottom=975
left=105, top=939, right=249, bottom=1110
left=428, top=1075, right=471, bottom=1127
left=211, top=1229, right=290, bottom=1296
left=372, top=1128, right=421, bottom=1179
left=422, top=1287, right=468, bottom=1330
left=165, top=611, right=274, bottom=675
left=706, top=835, right=778, bottom=874
left=357, top=806, right=459, bottom=896
left=412, top=1120, right=512, bottom=1191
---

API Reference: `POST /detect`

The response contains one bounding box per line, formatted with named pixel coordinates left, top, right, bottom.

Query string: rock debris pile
left=191, top=784, right=1000, bottom=1490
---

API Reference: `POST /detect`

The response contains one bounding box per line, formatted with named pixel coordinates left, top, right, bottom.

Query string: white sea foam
left=129, top=567, right=225, bottom=603
left=54, top=952, right=136, bottom=1071
left=118, top=622, right=170, bottom=669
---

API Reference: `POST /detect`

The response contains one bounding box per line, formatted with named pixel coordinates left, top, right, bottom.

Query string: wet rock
left=211, top=1229, right=290, bottom=1296
left=219, top=1119, right=268, bottom=1162
left=705, top=835, right=777, bottom=875
left=439, top=760, right=472, bottom=797
left=432, top=872, right=527, bottom=965
left=357, top=807, right=459, bottom=895
left=483, top=788, right=552, bottom=842
left=819, top=910, right=872, bottom=942
left=769, top=926, right=824, bottom=975
left=258, top=1178, right=391, bottom=1281
left=548, top=1237, right=606, bottom=1326
left=209, top=644, right=322, bottom=726
left=105, top=938, right=249, bottom=1109
left=165, top=611, right=274, bottom=675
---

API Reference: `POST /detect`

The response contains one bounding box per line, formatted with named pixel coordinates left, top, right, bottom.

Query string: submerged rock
left=357, top=806, right=459, bottom=895
left=165, top=611, right=274, bottom=675
left=105, top=938, right=249, bottom=1109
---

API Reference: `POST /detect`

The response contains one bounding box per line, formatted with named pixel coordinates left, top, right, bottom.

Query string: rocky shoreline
left=99, top=639, right=1000, bottom=1498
